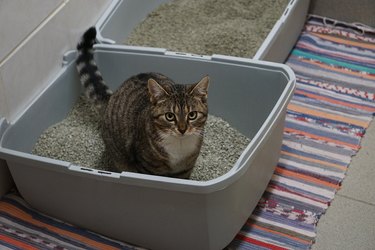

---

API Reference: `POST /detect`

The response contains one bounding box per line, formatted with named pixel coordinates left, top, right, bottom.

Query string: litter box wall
left=0, top=46, right=295, bottom=250
left=95, top=0, right=311, bottom=63
left=96, top=0, right=171, bottom=44
left=0, top=0, right=113, bottom=197
left=309, top=0, right=375, bottom=27
left=254, top=0, right=310, bottom=62
left=0, top=119, right=12, bottom=197
left=0, top=160, right=13, bottom=198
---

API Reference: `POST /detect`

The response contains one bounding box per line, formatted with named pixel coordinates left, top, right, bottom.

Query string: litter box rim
left=0, top=47, right=295, bottom=195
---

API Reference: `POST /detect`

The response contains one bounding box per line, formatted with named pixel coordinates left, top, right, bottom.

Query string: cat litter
left=124, top=0, right=289, bottom=57
left=32, top=96, right=250, bottom=181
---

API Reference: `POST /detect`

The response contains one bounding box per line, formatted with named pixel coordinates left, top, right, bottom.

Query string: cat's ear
left=148, top=78, right=169, bottom=104
left=190, top=76, right=210, bottom=100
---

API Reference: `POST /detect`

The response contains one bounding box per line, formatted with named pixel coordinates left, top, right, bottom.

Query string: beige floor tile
left=339, top=120, right=375, bottom=205
left=313, top=195, right=375, bottom=250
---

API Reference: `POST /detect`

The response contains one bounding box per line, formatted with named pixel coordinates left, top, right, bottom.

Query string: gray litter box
left=95, top=0, right=310, bottom=62
left=0, top=45, right=295, bottom=250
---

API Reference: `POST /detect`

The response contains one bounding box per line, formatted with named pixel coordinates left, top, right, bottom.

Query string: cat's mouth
left=175, top=129, right=204, bottom=138
left=175, top=132, right=190, bottom=138
left=160, top=129, right=200, bottom=140
left=174, top=129, right=197, bottom=138
left=165, top=132, right=193, bottom=141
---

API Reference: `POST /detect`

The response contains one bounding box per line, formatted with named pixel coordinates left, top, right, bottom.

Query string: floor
left=296, top=3, right=375, bottom=247
left=313, top=120, right=375, bottom=249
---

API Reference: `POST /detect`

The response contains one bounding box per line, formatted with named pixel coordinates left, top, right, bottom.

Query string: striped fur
left=102, top=73, right=210, bottom=178
left=76, top=27, right=112, bottom=103
left=76, top=28, right=210, bottom=178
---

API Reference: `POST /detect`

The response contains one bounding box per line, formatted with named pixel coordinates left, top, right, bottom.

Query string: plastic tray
left=95, top=0, right=310, bottom=62
left=0, top=45, right=295, bottom=250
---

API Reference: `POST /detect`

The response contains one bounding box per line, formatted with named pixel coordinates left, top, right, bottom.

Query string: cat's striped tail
left=76, top=27, right=112, bottom=103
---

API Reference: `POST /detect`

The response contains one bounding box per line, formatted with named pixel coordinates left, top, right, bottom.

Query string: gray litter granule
left=32, top=97, right=250, bottom=181
left=125, top=0, right=289, bottom=57
left=190, top=115, right=250, bottom=181
left=32, top=97, right=108, bottom=170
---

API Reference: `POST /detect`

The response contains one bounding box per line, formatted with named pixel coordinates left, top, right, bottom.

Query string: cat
left=76, top=27, right=210, bottom=179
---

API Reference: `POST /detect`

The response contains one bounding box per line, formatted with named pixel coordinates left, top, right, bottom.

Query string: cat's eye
left=188, top=111, right=198, bottom=120
left=165, top=112, right=175, bottom=122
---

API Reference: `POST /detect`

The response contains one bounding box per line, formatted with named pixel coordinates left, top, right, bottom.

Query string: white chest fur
left=160, top=134, right=200, bottom=168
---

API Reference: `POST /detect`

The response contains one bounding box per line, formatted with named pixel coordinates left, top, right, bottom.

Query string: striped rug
left=229, top=15, right=375, bottom=249
left=0, top=194, right=144, bottom=250
left=1, top=16, right=375, bottom=250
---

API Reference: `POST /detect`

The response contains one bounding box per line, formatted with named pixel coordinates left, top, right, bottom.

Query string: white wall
left=0, top=0, right=111, bottom=197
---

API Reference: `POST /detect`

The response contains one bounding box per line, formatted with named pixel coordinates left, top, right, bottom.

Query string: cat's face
left=148, top=76, right=209, bottom=138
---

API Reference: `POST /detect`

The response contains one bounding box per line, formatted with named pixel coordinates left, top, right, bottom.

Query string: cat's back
left=106, top=72, right=172, bottom=114
left=102, top=72, right=171, bottom=144
left=101, top=72, right=177, bottom=171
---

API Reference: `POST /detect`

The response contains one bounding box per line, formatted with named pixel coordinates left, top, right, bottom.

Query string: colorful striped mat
left=0, top=194, right=144, bottom=250
left=229, top=15, right=375, bottom=249
left=1, top=16, right=375, bottom=250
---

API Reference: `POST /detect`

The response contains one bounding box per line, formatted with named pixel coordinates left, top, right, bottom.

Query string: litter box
left=0, top=45, right=295, bottom=250
left=95, top=0, right=310, bottom=62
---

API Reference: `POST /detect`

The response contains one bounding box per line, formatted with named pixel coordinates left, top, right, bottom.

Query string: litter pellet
left=32, top=97, right=250, bottom=181
left=124, top=0, right=289, bottom=57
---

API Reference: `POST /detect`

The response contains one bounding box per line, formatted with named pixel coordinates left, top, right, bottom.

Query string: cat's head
left=147, top=76, right=210, bottom=138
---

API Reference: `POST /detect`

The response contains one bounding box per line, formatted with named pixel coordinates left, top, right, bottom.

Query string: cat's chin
left=173, top=132, right=196, bottom=139
left=160, top=132, right=201, bottom=169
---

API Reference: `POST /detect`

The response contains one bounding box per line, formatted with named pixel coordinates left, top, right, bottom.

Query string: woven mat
left=228, top=15, right=375, bottom=249
left=1, top=16, right=375, bottom=250
left=0, top=194, right=142, bottom=250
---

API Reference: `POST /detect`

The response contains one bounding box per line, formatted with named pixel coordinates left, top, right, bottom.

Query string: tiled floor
left=310, top=0, right=375, bottom=246
left=313, top=121, right=375, bottom=249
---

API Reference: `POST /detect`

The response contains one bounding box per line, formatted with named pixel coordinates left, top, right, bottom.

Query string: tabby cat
left=76, top=27, right=210, bottom=178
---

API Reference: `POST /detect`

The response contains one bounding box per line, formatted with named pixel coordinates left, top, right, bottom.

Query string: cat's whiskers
left=189, top=128, right=204, bottom=138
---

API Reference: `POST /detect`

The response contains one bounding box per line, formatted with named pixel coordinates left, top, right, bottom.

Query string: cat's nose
left=178, top=127, right=187, bottom=134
